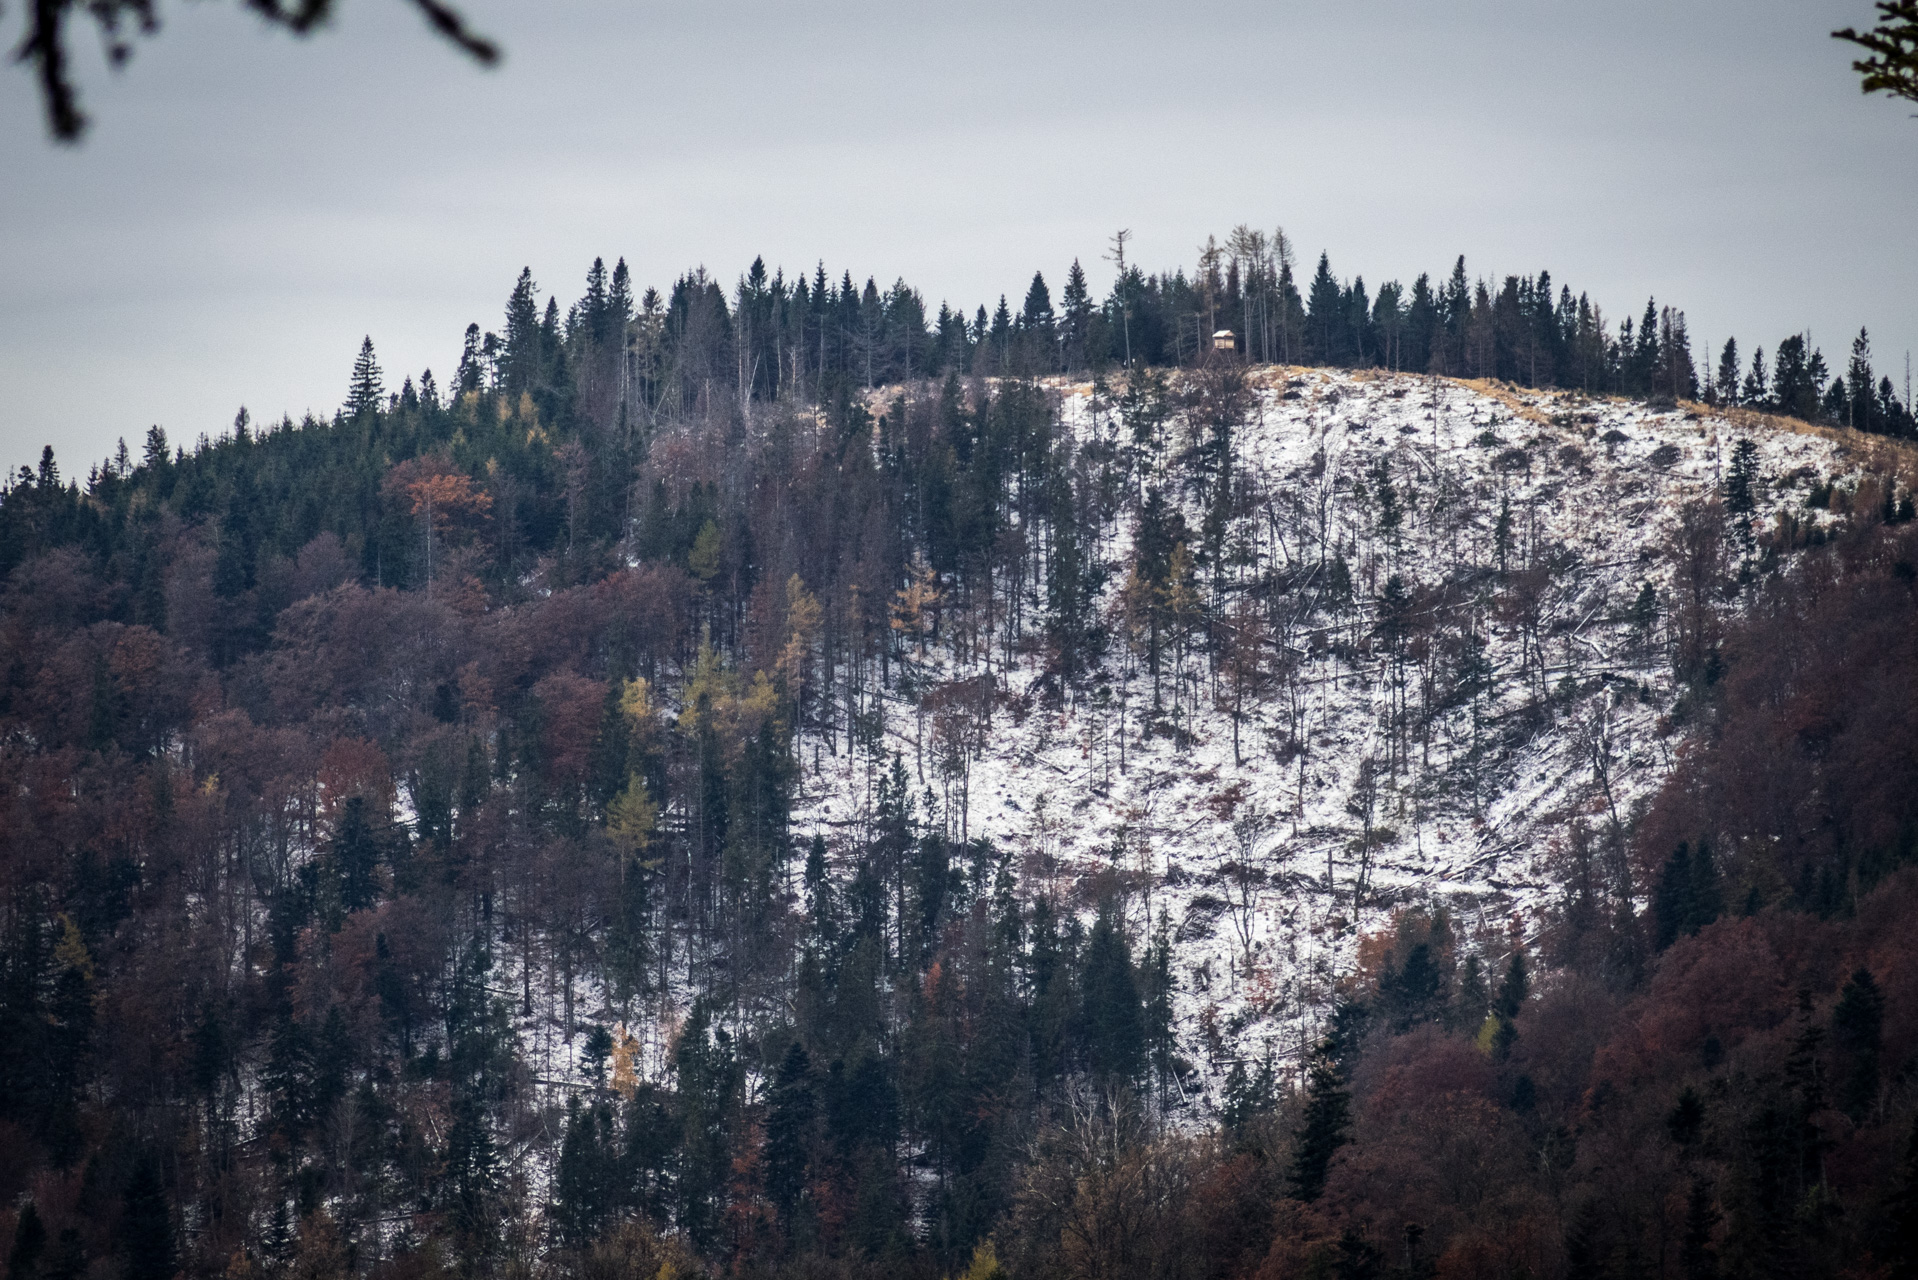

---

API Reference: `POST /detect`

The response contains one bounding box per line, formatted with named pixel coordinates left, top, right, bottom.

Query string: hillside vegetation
left=4, top=248, right=1918, bottom=1280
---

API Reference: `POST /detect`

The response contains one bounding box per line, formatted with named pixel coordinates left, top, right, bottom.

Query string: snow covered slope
left=791, top=367, right=1882, bottom=1091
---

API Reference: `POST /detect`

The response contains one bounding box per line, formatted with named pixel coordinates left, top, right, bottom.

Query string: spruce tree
left=9, top=1203, right=46, bottom=1280
left=456, top=323, right=485, bottom=392
left=1060, top=259, right=1092, bottom=370
left=1495, top=948, right=1529, bottom=1019
left=1833, top=967, right=1885, bottom=1120
left=1079, top=899, right=1143, bottom=1080
left=1683, top=1180, right=1721, bottom=1279
left=1288, top=1036, right=1351, bottom=1202
left=502, top=268, right=541, bottom=395
left=553, top=1095, right=616, bottom=1246
left=1743, top=345, right=1770, bottom=407
left=1849, top=328, right=1877, bottom=433
left=1716, top=338, right=1741, bottom=405
left=1563, top=1200, right=1605, bottom=1280
left=1773, top=335, right=1816, bottom=419
left=764, top=1041, right=816, bottom=1229
left=1724, top=440, right=1760, bottom=529
left=331, top=796, right=382, bottom=914
left=347, top=336, right=384, bottom=417
left=119, top=1154, right=174, bottom=1280
left=1306, top=253, right=1342, bottom=365
left=141, top=425, right=168, bottom=471
left=1631, top=297, right=1661, bottom=395
left=1654, top=842, right=1698, bottom=950
left=1887, top=1114, right=1918, bottom=1280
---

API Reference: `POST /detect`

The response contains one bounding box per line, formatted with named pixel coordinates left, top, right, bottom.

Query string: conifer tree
left=502, top=268, right=541, bottom=395
left=1833, top=967, right=1885, bottom=1120
left=1654, top=842, right=1722, bottom=949
left=1773, top=335, right=1818, bottom=419
left=1631, top=298, right=1661, bottom=395
left=1887, top=1114, right=1918, bottom=1280
left=141, top=425, right=168, bottom=471
left=8, top=1204, right=45, bottom=1280
left=331, top=795, right=383, bottom=913
left=1080, top=900, right=1143, bottom=1080
left=1306, top=253, right=1342, bottom=365
left=119, top=1154, right=174, bottom=1280
left=347, top=336, right=384, bottom=417
left=1849, top=329, right=1877, bottom=433
left=1288, top=1036, right=1351, bottom=1202
left=1716, top=338, right=1741, bottom=405
left=553, top=1095, right=617, bottom=1246
left=764, top=1041, right=816, bottom=1230
left=1834, top=3, right=1918, bottom=105
left=456, top=323, right=485, bottom=392
left=1743, top=346, right=1770, bottom=407
left=1563, top=1200, right=1605, bottom=1280
left=1668, top=1086, right=1705, bottom=1147
left=1060, top=259, right=1093, bottom=371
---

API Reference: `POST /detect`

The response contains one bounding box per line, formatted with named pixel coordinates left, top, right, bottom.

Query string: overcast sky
left=2, top=0, right=1913, bottom=474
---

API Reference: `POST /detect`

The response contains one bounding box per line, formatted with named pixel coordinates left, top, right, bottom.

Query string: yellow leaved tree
left=607, top=774, right=657, bottom=853
left=778, top=574, right=823, bottom=696
left=610, top=1023, right=641, bottom=1099
left=607, top=677, right=663, bottom=855
left=679, top=642, right=782, bottom=747
left=891, top=556, right=943, bottom=658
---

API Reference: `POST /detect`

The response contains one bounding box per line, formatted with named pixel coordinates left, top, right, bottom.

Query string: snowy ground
left=791, top=367, right=1872, bottom=1099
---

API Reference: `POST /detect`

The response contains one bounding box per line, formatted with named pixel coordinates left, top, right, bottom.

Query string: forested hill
left=5, top=247, right=1918, bottom=1280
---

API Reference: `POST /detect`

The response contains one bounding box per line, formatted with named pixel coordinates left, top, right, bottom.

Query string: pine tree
left=1453, top=954, right=1489, bottom=1029
left=264, top=1011, right=315, bottom=1145
left=1020, top=271, right=1054, bottom=332
left=347, top=336, right=384, bottom=417
left=1495, top=947, right=1529, bottom=1019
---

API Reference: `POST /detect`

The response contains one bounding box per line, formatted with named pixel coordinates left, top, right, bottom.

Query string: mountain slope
left=797, top=366, right=1892, bottom=1078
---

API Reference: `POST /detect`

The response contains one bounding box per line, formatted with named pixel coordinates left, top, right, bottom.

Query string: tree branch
left=15, top=0, right=500, bottom=142
left=1835, top=0, right=1918, bottom=105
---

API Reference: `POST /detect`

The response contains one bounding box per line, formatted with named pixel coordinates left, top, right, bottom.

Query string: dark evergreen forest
left=3, top=238, right=1918, bottom=1280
